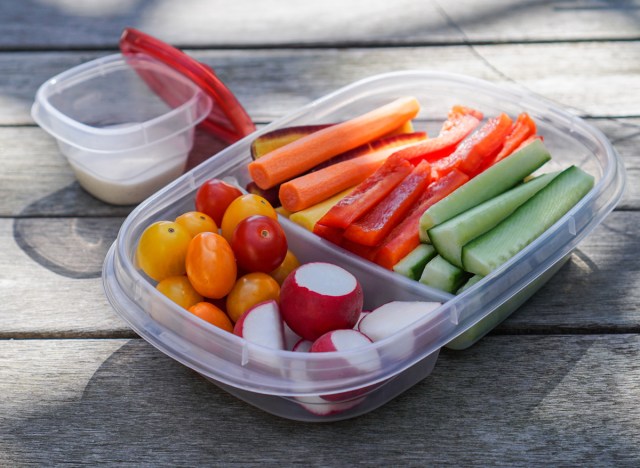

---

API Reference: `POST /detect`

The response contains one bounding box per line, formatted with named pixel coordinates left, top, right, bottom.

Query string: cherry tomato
left=231, top=215, right=288, bottom=273
left=226, top=272, right=280, bottom=322
left=175, top=211, right=217, bottom=237
left=269, top=250, right=301, bottom=285
left=188, top=302, right=234, bottom=333
left=136, top=221, right=192, bottom=281
left=195, top=179, right=243, bottom=225
left=220, top=194, right=277, bottom=241
left=156, top=276, right=203, bottom=309
left=186, top=232, right=237, bottom=299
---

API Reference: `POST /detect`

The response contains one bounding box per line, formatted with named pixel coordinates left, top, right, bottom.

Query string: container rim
left=31, top=53, right=213, bottom=152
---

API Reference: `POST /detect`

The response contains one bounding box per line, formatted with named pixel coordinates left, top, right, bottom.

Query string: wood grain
left=1, top=0, right=638, bottom=49
left=4, top=42, right=640, bottom=126
left=0, top=335, right=638, bottom=465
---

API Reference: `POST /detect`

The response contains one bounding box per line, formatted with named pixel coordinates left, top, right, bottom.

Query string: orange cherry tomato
left=226, top=272, right=280, bottom=322
left=269, top=250, right=301, bottom=285
left=186, top=232, right=237, bottom=299
left=175, top=211, right=217, bottom=237
left=136, top=221, right=192, bottom=281
left=156, top=276, right=204, bottom=309
left=188, top=302, right=234, bottom=333
left=220, top=194, right=277, bottom=241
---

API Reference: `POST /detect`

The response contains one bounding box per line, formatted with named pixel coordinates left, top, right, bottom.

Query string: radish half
left=310, top=329, right=381, bottom=402
left=280, top=262, right=363, bottom=341
left=233, top=300, right=285, bottom=350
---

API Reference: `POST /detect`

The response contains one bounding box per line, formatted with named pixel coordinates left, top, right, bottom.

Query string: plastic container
left=31, top=28, right=255, bottom=205
left=103, top=71, right=625, bottom=421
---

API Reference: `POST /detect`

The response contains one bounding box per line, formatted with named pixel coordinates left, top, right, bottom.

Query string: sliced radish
left=355, top=311, right=370, bottom=330
left=310, top=329, right=381, bottom=402
left=280, top=262, right=363, bottom=341
left=292, top=339, right=313, bottom=353
left=233, top=300, right=285, bottom=350
left=358, top=301, right=441, bottom=342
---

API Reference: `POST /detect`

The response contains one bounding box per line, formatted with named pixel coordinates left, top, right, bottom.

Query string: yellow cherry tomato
left=269, top=250, right=301, bottom=285
left=226, top=272, right=280, bottom=322
left=188, top=302, right=234, bottom=333
left=156, top=276, right=204, bottom=309
left=136, top=221, right=192, bottom=281
left=220, top=194, right=277, bottom=241
left=175, top=211, right=217, bottom=237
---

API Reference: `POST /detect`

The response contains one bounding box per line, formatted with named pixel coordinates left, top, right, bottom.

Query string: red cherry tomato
left=231, top=215, right=288, bottom=273
left=195, top=179, right=243, bottom=225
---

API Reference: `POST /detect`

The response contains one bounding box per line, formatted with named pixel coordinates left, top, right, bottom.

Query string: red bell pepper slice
left=313, top=223, right=344, bottom=245
left=343, top=160, right=432, bottom=247
left=317, top=155, right=413, bottom=229
left=373, top=169, right=470, bottom=269
left=432, top=113, right=513, bottom=178
left=479, top=113, right=537, bottom=172
left=392, top=107, right=483, bottom=164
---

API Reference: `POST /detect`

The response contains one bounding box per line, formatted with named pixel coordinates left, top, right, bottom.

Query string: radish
left=358, top=301, right=442, bottom=341
left=358, top=301, right=443, bottom=361
left=280, top=262, right=363, bottom=341
left=355, top=311, right=370, bottom=330
left=233, top=300, right=285, bottom=350
left=310, top=329, right=381, bottom=402
left=292, top=339, right=313, bottom=352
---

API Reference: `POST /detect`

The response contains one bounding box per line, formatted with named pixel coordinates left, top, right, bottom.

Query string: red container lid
left=119, top=27, right=255, bottom=144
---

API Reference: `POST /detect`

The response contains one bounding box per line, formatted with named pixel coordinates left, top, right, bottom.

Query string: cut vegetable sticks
left=432, top=113, right=513, bottom=178
left=374, top=169, right=470, bottom=269
left=278, top=143, right=415, bottom=212
left=479, top=113, right=537, bottom=171
left=343, top=160, right=432, bottom=247
left=249, top=96, right=421, bottom=189
left=317, top=154, right=414, bottom=229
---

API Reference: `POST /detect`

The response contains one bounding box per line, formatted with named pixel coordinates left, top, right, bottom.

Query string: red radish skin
left=280, top=263, right=363, bottom=341
left=233, top=300, right=285, bottom=350
left=292, top=339, right=313, bottom=353
left=310, top=329, right=381, bottom=402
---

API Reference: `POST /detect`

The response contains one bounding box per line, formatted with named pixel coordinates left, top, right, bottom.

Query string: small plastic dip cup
left=32, top=29, right=255, bottom=205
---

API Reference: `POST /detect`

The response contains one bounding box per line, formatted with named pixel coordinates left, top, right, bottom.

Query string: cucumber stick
left=456, top=274, right=483, bottom=294
left=393, top=244, right=437, bottom=280
left=419, top=255, right=467, bottom=293
left=419, top=139, right=551, bottom=242
left=428, top=171, right=559, bottom=267
left=462, top=165, right=594, bottom=276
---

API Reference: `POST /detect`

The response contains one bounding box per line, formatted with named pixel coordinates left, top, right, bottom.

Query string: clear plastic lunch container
left=103, top=71, right=625, bottom=421
left=31, top=28, right=255, bottom=205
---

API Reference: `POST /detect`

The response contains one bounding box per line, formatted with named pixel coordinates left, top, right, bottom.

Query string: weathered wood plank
left=0, top=335, right=638, bottom=465
left=0, top=210, right=637, bottom=337
left=4, top=42, right=640, bottom=126
left=1, top=0, right=638, bottom=49
left=1, top=117, right=637, bottom=218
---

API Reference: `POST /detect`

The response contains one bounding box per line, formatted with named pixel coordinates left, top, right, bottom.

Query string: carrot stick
left=373, top=169, right=470, bottom=269
left=279, top=142, right=417, bottom=212
left=248, top=97, right=421, bottom=189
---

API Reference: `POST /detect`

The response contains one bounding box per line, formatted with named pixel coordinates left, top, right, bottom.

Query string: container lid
left=119, top=27, right=256, bottom=144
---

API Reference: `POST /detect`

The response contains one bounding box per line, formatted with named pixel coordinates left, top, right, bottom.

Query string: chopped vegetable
left=289, top=187, right=354, bottom=231
left=248, top=96, right=421, bottom=189
left=316, top=154, right=414, bottom=229
left=343, top=160, right=432, bottom=246
left=373, top=169, right=469, bottom=269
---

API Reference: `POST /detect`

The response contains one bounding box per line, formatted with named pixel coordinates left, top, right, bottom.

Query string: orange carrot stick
left=249, top=97, right=421, bottom=189
left=278, top=143, right=418, bottom=212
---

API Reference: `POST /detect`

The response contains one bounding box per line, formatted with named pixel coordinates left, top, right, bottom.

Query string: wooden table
left=2, top=1, right=639, bottom=465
